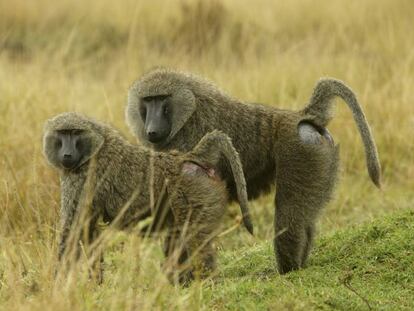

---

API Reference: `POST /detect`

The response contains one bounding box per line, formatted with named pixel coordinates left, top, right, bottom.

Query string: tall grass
left=0, top=0, right=413, bottom=309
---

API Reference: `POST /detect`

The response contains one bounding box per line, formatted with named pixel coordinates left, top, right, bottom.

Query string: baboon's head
left=43, top=112, right=104, bottom=171
left=126, top=69, right=196, bottom=148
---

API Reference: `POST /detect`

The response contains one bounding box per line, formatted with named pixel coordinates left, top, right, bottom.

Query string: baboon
left=126, top=69, right=381, bottom=274
left=43, top=112, right=253, bottom=284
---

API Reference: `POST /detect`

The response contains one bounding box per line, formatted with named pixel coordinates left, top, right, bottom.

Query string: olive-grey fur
left=43, top=112, right=252, bottom=284
left=126, top=69, right=381, bottom=274
left=303, top=78, right=381, bottom=187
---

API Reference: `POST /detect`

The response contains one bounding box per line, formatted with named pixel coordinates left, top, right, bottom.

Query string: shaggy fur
left=43, top=112, right=252, bottom=284
left=126, top=69, right=381, bottom=273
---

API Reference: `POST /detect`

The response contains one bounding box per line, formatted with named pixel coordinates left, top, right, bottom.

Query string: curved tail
left=187, top=130, right=254, bottom=234
left=303, top=78, right=381, bottom=188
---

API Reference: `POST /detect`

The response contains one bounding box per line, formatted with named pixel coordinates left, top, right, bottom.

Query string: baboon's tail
left=187, top=130, right=254, bottom=235
left=303, top=78, right=381, bottom=188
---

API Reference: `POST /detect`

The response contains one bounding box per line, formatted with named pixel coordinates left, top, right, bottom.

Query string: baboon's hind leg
left=163, top=223, right=219, bottom=284
left=185, top=229, right=218, bottom=280
left=162, top=228, right=193, bottom=285
left=301, top=224, right=316, bottom=267
left=274, top=122, right=339, bottom=274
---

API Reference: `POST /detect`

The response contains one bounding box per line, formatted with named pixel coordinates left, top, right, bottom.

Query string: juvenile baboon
left=126, top=69, right=381, bottom=274
left=43, top=112, right=252, bottom=284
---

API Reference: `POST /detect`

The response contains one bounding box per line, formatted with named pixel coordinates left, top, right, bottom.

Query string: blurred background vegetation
left=0, top=0, right=413, bottom=309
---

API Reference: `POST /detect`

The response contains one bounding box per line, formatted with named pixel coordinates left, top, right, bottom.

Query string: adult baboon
left=126, top=69, right=381, bottom=274
left=43, top=112, right=252, bottom=284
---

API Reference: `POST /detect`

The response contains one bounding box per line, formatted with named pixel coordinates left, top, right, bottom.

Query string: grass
left=1, top=206, right=413, bottom=310
left=0, top=0, right=413, bottom=310
left=209, top=209, right=414, bottom=310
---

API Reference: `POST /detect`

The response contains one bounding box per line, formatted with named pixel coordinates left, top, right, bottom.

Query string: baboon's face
left=43, top=113, right=105, bottom=172
left=139, top=95, right=172, bottom=144
left=45, top=129, right=92, bottom=170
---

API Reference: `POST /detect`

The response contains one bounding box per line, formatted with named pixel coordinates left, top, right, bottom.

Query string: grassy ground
left=209, top=210, right=414, bottom=310
left=0, top=0, right=413, bottom=310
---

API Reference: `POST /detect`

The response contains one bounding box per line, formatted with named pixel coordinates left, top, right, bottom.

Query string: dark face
left=54, top=130, right=91, bottom=169
left=139, top=95, right=172, bottom=144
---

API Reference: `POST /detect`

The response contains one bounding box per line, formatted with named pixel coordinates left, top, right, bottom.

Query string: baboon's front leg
left=57, top=196, right=81, bottom=270
left=57, top=188, right=103, bottom=283
left=83, top=212, right=103, bottom=284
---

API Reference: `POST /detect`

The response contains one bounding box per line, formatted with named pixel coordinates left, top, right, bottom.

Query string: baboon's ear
left=169, top=88, right=196, bottom=139
left=43, top=131, right=60, bottom=168
left=89, top=131, right=104, bottom=157
left=126, top=91, right=146, bottom=142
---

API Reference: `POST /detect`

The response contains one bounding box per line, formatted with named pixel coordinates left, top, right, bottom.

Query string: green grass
left=207, top=209, right=414, bottom=310
left=4, top=208, right=413, bottom=310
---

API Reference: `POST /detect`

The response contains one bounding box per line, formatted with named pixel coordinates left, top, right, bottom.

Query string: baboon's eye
left=140, top=106, right=147, bottom=120
left=55, top=139, right=62, bottom=149
left=75, top=140, right=83, bottom=150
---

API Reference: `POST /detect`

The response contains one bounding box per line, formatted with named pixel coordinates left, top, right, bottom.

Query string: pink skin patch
left=182, top=162, right=217, bottom=179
